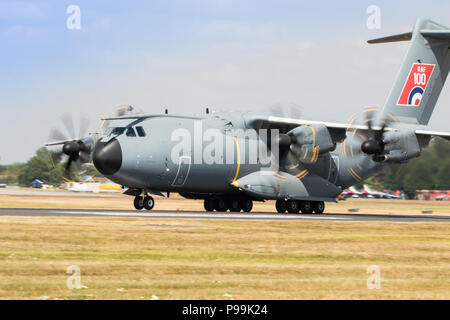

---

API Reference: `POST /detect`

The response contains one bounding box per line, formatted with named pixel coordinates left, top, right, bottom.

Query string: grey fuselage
left=95, top=111, right=384, bottom=201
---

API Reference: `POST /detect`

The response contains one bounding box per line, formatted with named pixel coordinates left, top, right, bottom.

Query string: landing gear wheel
left=133, top=196, right=144, bottom=210
left=143, top=196, right=155, bottom=210
left=204, top=199, right=216, bottom=212
left=313, top=201, right=325, bottom=214
left=287, top=200, right=300, bottom=213
left=229, top=199, right=241, bottom=212
left=300, top=201, right=313, bottom=214
left=241, top=200, right=253, bottom=213
left=216, top=199, right=228, bottom=212
left=276, top=200, right=287, bottom=213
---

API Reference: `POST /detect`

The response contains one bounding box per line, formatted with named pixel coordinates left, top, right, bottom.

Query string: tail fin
left=370, top=17, right=450, bottom=125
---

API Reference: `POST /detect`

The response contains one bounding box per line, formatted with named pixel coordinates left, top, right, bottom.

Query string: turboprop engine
left=278, top=124, right=336, bottom=164
left=373, top=130, right=421, bottom=163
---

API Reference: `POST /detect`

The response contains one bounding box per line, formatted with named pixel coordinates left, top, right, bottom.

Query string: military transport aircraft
left=47, top=17, right=450, bottom=214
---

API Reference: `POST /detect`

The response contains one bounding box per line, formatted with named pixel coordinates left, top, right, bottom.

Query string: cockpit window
left=126, top=127, right=136, bottom=137
left=111, top=127, right=126, bottom=136
left=136, top=126, right=146, bottom=137
left=107, top=126, right=144, bottom=138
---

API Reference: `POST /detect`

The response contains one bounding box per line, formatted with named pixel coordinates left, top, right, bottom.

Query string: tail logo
left=397, top=63, right=435, bottom=106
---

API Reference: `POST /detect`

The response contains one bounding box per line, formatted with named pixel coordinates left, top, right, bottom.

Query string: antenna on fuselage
left=206, top=107, right=209, bottom=114
left=164, top=108, right=168, bottom=114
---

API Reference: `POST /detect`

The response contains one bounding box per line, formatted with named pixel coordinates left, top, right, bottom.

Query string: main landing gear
left=134, top=195, right=155, bottom=210
left=204, top=199, right=253, bottom=213
left=276, top=200, right=325, bottom=214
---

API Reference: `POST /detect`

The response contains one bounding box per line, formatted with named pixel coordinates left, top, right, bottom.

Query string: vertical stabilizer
left=369, top=18, right=450, bottom=125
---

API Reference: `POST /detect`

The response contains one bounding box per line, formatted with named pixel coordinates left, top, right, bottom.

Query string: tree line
left=357, top=137, right=450, bottom=198
left=0, top=147, right=100, bottom=186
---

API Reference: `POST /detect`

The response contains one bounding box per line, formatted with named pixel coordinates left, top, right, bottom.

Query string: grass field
left=0, top=216, right=449, bottom=299
left=0, top=189, right=449, bottom=300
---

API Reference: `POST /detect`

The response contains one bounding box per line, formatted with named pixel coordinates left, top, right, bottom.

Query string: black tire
left=241, top=200, right=253, bottom=213
left=313, top=201, right=325, bottom=214
left=133, top=196, right=144, bottom=210
left=143, top=196, right=155, bottom=210
left=287, top=200, right=300, bottom=213
left=299, top=201, right=313, bottom=214
left=216, top=199, right=228, bottom=212
left=229, top=199, right=241, bottom=212
left=204, top=199, right=215, bottom=212
left=276, top=200, right=287, bottom=213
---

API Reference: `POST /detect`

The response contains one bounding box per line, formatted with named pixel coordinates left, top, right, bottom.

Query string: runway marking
left=59, top=211, right=352, bottom=221
left=2, top=208, right=449, bottom=223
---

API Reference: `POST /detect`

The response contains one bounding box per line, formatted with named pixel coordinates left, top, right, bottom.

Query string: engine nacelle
left=288, top=124, right=336, bottom=163
left=375, top=130, right=421, bottom=163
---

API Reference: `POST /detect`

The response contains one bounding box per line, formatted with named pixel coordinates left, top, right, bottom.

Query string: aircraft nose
left=93, top=138, right=122, bottom=175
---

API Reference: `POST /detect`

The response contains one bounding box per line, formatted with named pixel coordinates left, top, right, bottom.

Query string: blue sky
left=1, top=0, right=450, bottom=163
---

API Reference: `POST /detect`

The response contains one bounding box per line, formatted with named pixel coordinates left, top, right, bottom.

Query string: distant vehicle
left=430, top=191, right=450, bottom=201
left=67, top=183, right=92, bottom=192
left=30, top=179, right=44, bottom=188
left=0, top=184, right=6, bottom=188
left=66, top=182, right=122, bottom=193
left=342, top=186, right=364, bottom=199
left=362, top=184, right=400, bottom=199
left=98, top=183, right=122, bottom=193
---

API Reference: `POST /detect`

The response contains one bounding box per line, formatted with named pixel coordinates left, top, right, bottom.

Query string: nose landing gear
left=143, top=196, right=155, bottom=210
left=133, top=194, right=155, bottom=210
left=133, top=196, right=144, bottom=210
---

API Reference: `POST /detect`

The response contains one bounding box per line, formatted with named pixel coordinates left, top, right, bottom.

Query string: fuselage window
left=111, top=127, right=126, bottom=136
left=126, top=127, right=136, bottom=137
left=136, top=126, right=146, bottom=137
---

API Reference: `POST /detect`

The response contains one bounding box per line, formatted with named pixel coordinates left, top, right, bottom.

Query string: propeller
left=262, top=103, right=312, bottom=176
left=344, top=107, right=406, bottom=164
left=47, top=105, right=144, bottom=178
left=359, top=109, right=399, bottom=162
left=360, top=109, right=388, bottom=157
left=267, top=104, right=332, bottom=165
left=47, top=113, right=93, bottom=177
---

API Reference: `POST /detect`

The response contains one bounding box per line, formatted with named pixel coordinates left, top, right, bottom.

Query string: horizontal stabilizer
left=367, top=32, right=412, bottom=44
left=368, top=29, right=450, bottom=44
left=420, top=29, right=450, bottom=39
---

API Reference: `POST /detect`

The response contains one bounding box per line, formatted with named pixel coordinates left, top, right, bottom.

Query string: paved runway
left=0, top=207, right=449, bottom=222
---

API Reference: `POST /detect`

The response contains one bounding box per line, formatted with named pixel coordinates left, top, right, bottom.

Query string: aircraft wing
left=244, top=114, right=450, bottom=141
left=244, top=114, right=349, bottom=142
left=415, top=129, right=450, bottom=141
left=103, top=114, right=202, bottom=121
